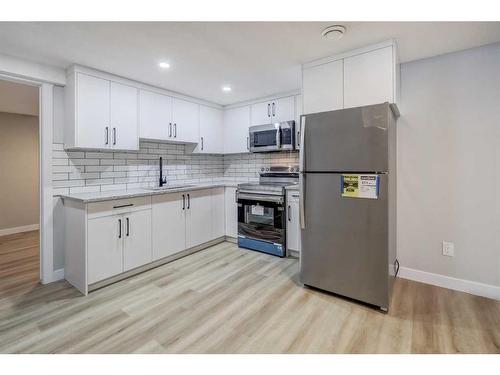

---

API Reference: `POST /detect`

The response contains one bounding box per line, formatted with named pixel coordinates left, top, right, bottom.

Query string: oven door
left=249, top=124, right=281, bottom=152
left=237, top=192, right=285, bottom=256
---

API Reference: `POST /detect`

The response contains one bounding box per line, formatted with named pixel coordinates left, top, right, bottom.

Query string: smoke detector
left=321, top=25, right=346, bottom=41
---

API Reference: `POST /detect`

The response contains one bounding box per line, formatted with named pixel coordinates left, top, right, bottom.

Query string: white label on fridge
left=341, top=174, right=379, bottom=199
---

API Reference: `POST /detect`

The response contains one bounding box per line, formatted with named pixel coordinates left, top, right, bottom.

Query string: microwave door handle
left=276, top=127, right=281, bottom=149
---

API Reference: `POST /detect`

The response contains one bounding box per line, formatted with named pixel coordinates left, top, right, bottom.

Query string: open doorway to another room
left=0, top=79, right=40, bottom=295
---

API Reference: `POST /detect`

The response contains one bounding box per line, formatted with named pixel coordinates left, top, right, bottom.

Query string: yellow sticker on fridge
left=341, top=174, right=379, bottom=199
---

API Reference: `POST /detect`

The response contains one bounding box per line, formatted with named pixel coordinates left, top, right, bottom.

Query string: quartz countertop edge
left=57, top=182, right=240, bottom=203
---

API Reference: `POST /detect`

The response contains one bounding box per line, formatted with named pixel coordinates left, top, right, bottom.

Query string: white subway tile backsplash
left=51, top=142, right=296, bottom=197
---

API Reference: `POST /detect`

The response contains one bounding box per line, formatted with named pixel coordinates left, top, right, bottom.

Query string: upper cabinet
left=250, top=96, right=295, bottom=126
left=65, top=71, right=139, bottom=150
left=343, top=46, right=394, bottom=109
left=302, top=41, right=399, bottom=115
left=139, top=90, right=172, bottom=140
left=194, top=105, right=224, bottom=154
left=223, top=105, right=251, bottom=154
left=302, top=59, right=343, bottom=114
left=139, top=90, right=199, bottom=143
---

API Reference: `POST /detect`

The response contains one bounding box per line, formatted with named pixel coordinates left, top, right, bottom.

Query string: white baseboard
left=41, top=268, right=65, bottom=284
left=398, top=266, right=500, bottom=301
left=0, top=224, right=39, bottom=236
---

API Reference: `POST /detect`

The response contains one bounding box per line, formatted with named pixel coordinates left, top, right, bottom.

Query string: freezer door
left=300, top=173, right=389, bottom=308
left=303, top=103, right=390, bottom=172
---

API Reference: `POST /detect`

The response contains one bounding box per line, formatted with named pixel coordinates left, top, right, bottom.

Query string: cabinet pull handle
left=267, top=103, right=270, bottom=117
left=297, top=130, right=300, bottom=147
left=174, top=123, right=177, bottom=138
left=113, top=127, right=117, bottom=145
left=105, top=127, right=109, bottom=145
left=272, top=102, right=276, bottom=116
left=246, top=136, right=250, bottom=150
left=182, top=194, right=185, bottom=210
left=169, top=123, right=172, bottom=137
left=187, top=193, right=190, bottom=209
left=201, top=136, right=204, bottom=150
left=126, top=217, right=130, bottom=236
left=113, top=203, right=133, bottom=209
left=288, top=205, right=291, bottom=221
left=118, top=219, right=122, bottom=239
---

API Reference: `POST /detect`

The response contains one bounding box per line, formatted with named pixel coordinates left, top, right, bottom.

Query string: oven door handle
left=237, top=192, right=284, bottom=204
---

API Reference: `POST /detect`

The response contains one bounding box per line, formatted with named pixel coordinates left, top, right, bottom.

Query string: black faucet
left=159, top=157, right=167, bottom=187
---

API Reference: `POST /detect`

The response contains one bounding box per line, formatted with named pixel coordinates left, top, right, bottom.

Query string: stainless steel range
left=237, top=165, right=299, bottom=257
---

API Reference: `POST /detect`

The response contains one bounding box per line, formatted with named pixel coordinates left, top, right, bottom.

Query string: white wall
left=398, top=43, right=500, bottom=290
left=0, top=80, right=39, bottom=116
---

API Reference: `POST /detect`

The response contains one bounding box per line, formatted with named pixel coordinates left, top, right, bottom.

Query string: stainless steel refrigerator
left=299, top=102, right=398, bottom=311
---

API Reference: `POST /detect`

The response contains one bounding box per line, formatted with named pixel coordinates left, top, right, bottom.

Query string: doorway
left=0, top=79, right=40, bottom=295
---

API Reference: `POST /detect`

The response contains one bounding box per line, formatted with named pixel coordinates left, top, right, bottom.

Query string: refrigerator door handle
left=299, top=173, right=306, bottom=229
left=299, top=115, right=306, bottom=172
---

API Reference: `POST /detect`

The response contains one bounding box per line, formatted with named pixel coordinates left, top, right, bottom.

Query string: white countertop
left=58, top=182, right=240, bottom=203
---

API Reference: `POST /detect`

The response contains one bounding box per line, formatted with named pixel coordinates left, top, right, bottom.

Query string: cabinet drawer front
left=88, top=196, right=152, bottom=219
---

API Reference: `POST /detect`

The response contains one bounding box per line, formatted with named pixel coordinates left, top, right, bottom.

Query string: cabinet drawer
left=88, top=196, right=152, bottom=219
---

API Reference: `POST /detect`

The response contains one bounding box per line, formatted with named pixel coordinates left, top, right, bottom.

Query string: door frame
left=0, top=72, right=56, bottom=284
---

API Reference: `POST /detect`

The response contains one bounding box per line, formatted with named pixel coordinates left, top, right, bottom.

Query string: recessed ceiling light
left=158, top=62, right=170, bottom=69
left=321, top=25, right=346, bottom=41
left=222, top=86, right=232, bottom=92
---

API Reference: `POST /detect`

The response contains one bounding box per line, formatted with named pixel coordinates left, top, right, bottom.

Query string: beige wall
left=0, top=112, right=39, bottom=231
left=0, top=80, right=39, bottom=116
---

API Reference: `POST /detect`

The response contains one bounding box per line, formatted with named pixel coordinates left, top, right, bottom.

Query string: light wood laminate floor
left=0, top=236, right=499, bottom=353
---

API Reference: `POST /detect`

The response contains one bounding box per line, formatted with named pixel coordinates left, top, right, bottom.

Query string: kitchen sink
left=146, top=184, right=196, bottom=191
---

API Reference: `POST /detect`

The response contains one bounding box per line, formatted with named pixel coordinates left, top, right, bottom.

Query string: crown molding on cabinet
left=222, top=89, right=301, bottom=110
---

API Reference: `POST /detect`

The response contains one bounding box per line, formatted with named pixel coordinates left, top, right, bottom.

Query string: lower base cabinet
left=224, top=187, right=238, bottom=238
left=123, top=209, right=152, bottom=271
left=286, top=191, right=301, bottom=254
left=185, top=189, right=213, bottom=248
left=152, top=192, right=186, bottom=261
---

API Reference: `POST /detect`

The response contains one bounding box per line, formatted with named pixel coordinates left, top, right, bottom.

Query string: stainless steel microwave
left=248, top=121, right=295, bottom=152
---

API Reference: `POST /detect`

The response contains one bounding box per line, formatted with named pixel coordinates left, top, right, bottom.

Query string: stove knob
left=261, top=167, right=265, bottom=172
left=266, top=167, right=270, bottom=171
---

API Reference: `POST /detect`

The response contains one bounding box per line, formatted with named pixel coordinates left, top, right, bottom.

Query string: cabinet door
left=87, top=215, right=123, bottom=284
left=223, top=106, right=251, bottom=154
left=294, top=95, right=302, bottom=149
left=76, top=73, right=110, bottom=148
left=152, top=193, right=186, bottom=261
left=111, top=82, right=139, bottom=150
left=272, top=96, right=295, bottom=122
left=123, top=209, right=152, bottom=271
left=286, top=194, right=301, bottom=252
left=172, top=98, right=199, bottom=143
left=343, top=46, right=394, bottom=109
left=224, top=187, right=238, bottom=238
left=211, top=187, right=225, bottom=239
left=196, top=106, right=223, bottom=153
left=139, top=90, right=172, bottom=140
left=251, top=101, right=272, bottom=126
left=302, top=59, right=343, bottom=114
left=185, top=189, right=213, bottom=248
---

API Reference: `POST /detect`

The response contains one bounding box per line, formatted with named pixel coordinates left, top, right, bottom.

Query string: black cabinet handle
left=113, top=203, right=133, bottom=209
left=169, top=123, right=172, bottom=137
left=105, top=127, right=109, bottom=145
left=272, top=102, right=276, bottom=116
left=187, top=194, right=190, bottom=209
left=118, top=219, right=122, bottom=239
left=267, top=103, right=271, bottom=117
left=182, top=194, right=185, bottom=210
left=126, top=217, right=130, bottom=236
left=288, top=205, right=291, bottom=221
left=174, top=123, right=177, bottom=138
left=113, top=127, right=117, bottom=145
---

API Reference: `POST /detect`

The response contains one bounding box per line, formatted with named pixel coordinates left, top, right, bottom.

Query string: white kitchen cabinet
left=286, top=191, right=301, bottom=254
left=294, top=94, right=302, bottom=149
left=139, top=90, right=172, bottom=140
left=344, top=46, right=394, bottom=109
left=223, top=105, right=251, bottom=154
left=212, top=187, right=226, bottom=238
left=251, top=96, right=295, bottom=126
left=87, top=215, right=123, bottom=284
left=151, top=192, right=186, bottom=261
left=302, top=59, right=344, bottom=115
left=111, top=82, right=139, bottom=150
left=172, top=98, right=199, bottom=143
left=123, top=209, right=152, bottom=271
left=74, top=73, right=110, bottom=149
left=65, top=71, right=139, bottom=150
left=224, top=187, right=238, bottom=238
left=185, top=189, right=213, bottom=248
left=194, top=105, right=224, bottom=153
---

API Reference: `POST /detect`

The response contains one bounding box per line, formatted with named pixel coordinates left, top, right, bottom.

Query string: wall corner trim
left=398, top=266, right=500, bottom=301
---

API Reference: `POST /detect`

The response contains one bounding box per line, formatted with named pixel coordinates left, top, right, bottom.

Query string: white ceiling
left=0, top=22, right=499, bottom=105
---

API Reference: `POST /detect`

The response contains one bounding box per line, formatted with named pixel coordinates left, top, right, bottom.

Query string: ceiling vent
left=321, top=25, right=346, bottom=41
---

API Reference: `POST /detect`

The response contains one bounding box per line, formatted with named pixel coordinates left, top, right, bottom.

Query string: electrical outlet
left=442, top=241, right=455, bottom=257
